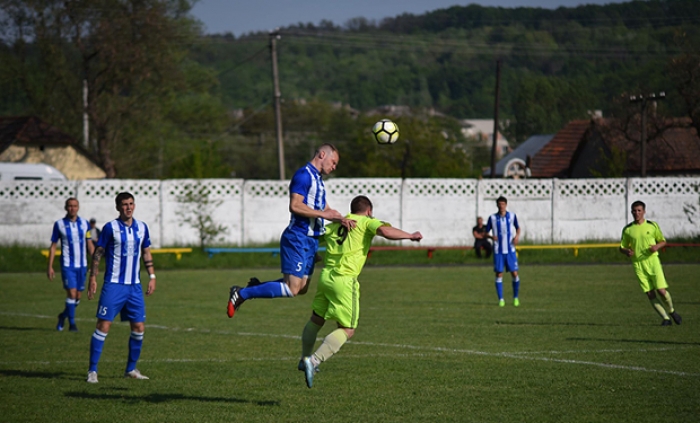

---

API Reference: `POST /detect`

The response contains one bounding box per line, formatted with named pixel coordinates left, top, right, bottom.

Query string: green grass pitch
left=1, top=264, right=699, bottom=422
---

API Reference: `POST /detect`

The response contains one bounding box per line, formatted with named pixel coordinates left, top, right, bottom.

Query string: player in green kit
left=619, top=201, right=681, bottom=326
left=299, top=195, right=422, bottom=388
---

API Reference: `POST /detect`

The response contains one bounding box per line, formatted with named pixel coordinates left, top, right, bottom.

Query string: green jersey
left=323, top=214, right=388, bottom=277
left=620, top=219, right=665, bottom=263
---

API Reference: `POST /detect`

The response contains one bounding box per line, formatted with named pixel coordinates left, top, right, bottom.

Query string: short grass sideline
left=0, top=265, right=698, bottom=422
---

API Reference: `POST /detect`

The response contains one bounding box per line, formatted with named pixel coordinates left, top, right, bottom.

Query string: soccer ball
left=372, top=119, right=399, bottom=144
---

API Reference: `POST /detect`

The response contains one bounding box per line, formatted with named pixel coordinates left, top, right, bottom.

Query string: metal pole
left=270, top=30, right=285, bottom=180
left=490, top=60, right=501, bottom=178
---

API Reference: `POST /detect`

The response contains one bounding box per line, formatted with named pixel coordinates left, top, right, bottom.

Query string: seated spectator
left=472, top=216, right=492, bottom=259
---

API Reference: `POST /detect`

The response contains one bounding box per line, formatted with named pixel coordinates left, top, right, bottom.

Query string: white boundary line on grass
left=1, top=311, right=698, bottom=377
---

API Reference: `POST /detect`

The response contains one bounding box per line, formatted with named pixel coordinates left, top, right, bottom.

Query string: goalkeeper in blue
left=300, top=195, right=422, bottom=388
left=485, top=196, right=521, bottom=307
left=620, top=201, right=681, bottom=326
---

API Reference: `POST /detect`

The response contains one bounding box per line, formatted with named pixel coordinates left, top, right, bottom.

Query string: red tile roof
left=529, top=120, right=591, bottom=178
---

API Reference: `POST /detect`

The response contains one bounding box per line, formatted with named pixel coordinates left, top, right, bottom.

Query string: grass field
left=1, top=264, right=699, bottom=423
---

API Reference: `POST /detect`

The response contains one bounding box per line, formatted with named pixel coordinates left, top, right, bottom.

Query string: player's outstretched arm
left=88, top=246, right=104, bottom=300
left=376, top=226, right=423, bottom=242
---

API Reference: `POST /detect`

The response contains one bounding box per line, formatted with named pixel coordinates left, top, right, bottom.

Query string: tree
left=1, top=0, right=202, bottom=177
left=668, top=30, right=700, bottom=140
left=177, top=181, right=228, bottom=248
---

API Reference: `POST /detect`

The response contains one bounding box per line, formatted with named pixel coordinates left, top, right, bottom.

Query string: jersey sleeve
left=97, top=224, right=110, bottom=249
left=367, top=218, right=388, bottom=236
left=84, top=219, right=92, bottom=240
left=619, top=227, right=629, bottom=249
left=513, top=213, right=519, bottom=230
left=50, top=221, right=60, bottom=243
left=652, top=221, right=666, bottom=243
left=141, top=224, right=152, bottom=249
left=288, top=168, right=311, bottom=197
left=485, top=216, right=492, bottom=233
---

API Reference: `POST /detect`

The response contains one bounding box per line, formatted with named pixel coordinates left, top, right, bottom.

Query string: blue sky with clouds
left=190, top=0, right=630, bottom=36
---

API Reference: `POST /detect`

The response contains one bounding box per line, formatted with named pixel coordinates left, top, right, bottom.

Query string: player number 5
left=296, top=262, right=302, bottom=272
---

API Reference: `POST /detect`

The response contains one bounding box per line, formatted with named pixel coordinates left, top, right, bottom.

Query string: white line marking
left=1, top=311, right=697, bottom=377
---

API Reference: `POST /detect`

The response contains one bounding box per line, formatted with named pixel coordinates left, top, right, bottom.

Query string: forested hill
left=194, top=0, right=700, bottom=144
left=380, top=0, right=700, bottom=33
left=2, top=0, right=699, bottom=180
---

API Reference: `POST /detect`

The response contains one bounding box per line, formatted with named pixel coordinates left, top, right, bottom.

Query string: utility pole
left=629, top=91, right=665, bottom=177
left=490, top=60, right=501, bottom=178
left=83, top=79, right=89, bottom=149
left=270, top=29, right=285, bottom=180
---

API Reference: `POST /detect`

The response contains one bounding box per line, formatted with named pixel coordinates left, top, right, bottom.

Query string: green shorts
left=632, top=255, right=668, bottom=292
left=312, top=268, right=360, bottom=329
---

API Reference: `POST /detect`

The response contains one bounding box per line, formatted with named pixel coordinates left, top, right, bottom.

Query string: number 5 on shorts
left=296, top=262, right=302, bottom=272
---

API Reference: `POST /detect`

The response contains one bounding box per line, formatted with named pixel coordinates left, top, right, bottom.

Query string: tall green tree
left=1, top=0, right=225, bottom=178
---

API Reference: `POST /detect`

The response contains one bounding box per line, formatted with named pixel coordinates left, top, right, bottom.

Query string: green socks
left=659, top=291, right=675, bottom=313
left=301, top=321, right=322, bottom=358
left=649, top=297, right=670, bottom=320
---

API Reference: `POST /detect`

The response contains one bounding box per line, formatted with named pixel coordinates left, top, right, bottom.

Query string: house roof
left=0, top=116, right=104, bottom=171
left=529, top=120, right=591, bottom=178
left=0, top=116, right=76, bottom=153
left=596, top=118, right=700, bottom=174
left=485, top=134, right=554, bottom=177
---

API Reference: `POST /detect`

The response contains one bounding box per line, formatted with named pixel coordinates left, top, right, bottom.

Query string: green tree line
left=1, top=0, right=699, bottom=179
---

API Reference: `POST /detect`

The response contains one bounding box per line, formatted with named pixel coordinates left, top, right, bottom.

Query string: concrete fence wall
left=0, top=177, right=698, bottom=248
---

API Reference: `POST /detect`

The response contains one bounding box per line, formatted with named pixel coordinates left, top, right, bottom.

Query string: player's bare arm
left=47, top=242, right=57, bottom=280
left=649, top=241, right=666, bottom=253
left=619, top=247, right=634, bottom=257
left=377, top=226, right=423, bottom=242
left=513, top=228, right=521, bottom=245
left=88, top=246, right=104, bottom=300
left=289, top=194, right=352, bottom=227
left=142, top=247, right=156, bottom=296
left=87, top=236, right=95, bottom=256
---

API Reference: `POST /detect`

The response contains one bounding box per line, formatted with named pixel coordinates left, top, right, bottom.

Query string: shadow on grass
left=0, top=369, right=66, bottom=379
left=0, top=325, right=55, bottom=332
left=567, top=337, right=700, bottom=346
left=65, top=391, right=280, bottom=406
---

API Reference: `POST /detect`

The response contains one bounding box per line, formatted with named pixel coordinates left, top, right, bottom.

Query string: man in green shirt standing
left=620, top=200, right=682, bottom=326
left=299, top=195, right=422, bottom=388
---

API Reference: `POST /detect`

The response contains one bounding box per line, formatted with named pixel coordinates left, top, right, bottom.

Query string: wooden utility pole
left=490, top=60, right=501, bottom=178
left=270, top=29, right=285, bottom=180
left=629, top=91, right=665, bottom=177
left=83, top=79, right=89, bottom=149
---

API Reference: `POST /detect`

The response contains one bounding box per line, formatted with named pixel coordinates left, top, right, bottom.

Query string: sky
left=190, top=0, right=631, bottom=36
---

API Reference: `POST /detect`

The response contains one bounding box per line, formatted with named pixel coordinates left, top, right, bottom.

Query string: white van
left=0, top=163, right=68, bottom=181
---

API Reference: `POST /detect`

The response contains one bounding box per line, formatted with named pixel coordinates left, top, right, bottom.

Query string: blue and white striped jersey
left=288, top=162, right=327, bottom=237
left=96, top=218, right=151, bottom=285
left=50, top=217, right=91, bottom=269
left=485, top=211, right=520, bottom=255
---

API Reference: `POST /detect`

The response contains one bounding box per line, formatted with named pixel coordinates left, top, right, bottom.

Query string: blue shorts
left=61, top=267, right=87, bottom=291
left=95, top=283, right=146, bottom=323
left=280, top=227, right=319, bottom=278
left=494, top=252, right=519, bottom=273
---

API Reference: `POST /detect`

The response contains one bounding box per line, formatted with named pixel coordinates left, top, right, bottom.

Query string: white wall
left=0, top=177, right=698, bottom=248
